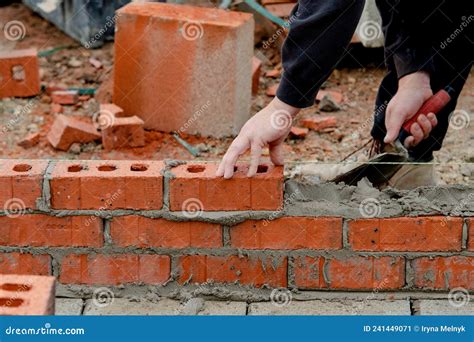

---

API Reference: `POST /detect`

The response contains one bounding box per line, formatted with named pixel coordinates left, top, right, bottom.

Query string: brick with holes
left=49, top=160, right=164, bottom=210
left=169, top=162, right=283, bottom=211
left=47, top=114, right=101, bottom=151
left=0, top=49, right=40, bottom=98
left=0, top=159, right=48, bottom=210
left=101, top=116, right=145, bottom=150
left=0, top=274, right=55, bottom=315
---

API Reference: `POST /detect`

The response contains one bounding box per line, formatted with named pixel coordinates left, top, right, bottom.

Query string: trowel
left=332, top=88, right=453, bottom=186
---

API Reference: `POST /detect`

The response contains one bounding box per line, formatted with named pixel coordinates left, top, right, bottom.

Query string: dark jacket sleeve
left=277, top=0, right=365, bottom=108
left=376, top=0, right=435, bottom=79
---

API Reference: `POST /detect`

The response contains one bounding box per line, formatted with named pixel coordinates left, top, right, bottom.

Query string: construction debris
left=47, top=114, right=101, bottom=151
left=18, top=132, right=40, bottom=149
left=301, top=116, right=338, bottom=132
left=51, top=90, right=79, bottom=105
left=101, top=116, right=146, bottom=151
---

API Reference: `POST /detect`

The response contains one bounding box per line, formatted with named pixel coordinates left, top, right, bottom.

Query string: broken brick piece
left=51, top=90, right=79, bottom=105
left=47, top=114, right=101, bottom=151
left=252, top=56, right=262, bottom=95
left=265, top=69, right=281, bottom=78
left=301, top=116, right=337, bottom=132
left=101, top=116, right=145, bottom=150
left=289, top=126, right=309, bottom=139
left=113, top=3, right=254, bottom=137
left=316, top=90, right=343, bottom=104
left=51, top=103, right=63, bottom=114
left=0, top=49, right=40, bottom=98
left=100, top=103, right=125, bottom=118
left=0, top=274, right=55, bottom=315
left=17, top=132, right=40, bottom=148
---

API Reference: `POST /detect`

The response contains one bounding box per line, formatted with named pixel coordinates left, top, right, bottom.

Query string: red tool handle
left=398, top=89, right=452, bottom=143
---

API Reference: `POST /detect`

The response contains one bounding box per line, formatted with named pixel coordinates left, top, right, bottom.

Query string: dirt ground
left=1, top=3, right=472, bottom=185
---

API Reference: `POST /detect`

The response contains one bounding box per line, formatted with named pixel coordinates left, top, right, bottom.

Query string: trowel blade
left=331, top=153, right=407, bottom=186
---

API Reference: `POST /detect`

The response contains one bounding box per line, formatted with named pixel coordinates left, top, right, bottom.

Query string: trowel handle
left=398, top=89, right=452, bottom=144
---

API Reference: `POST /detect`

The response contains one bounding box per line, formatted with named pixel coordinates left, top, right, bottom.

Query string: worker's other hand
left=384, top=71, right=438, bottom=148
left=216, top=97, right=300, bottom=179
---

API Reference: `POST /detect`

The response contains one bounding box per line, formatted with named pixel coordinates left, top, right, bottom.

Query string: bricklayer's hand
left=384, top=71, right=438, bottom=148
left=216, top=97, right=300, bottom=179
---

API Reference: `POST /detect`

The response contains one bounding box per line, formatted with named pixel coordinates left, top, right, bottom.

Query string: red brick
left=60, top=254, right=170, bottom=285
left=101, top=116, right=145, bottom=150
left=289, top=127, right=308, bottom=139
left=178, top=255, right=287, bottom=288
left=294, top=256, right=405, bottom=290
left=412, top=256, right=474, bottom=290
left=110, top=216, right=222, bottom=248
left=47, top=114, right=101, bottom=151
left=0, top=215, right=102, bottom=247
left=51, top=103, right=63, bottom=114
left=169, top=162, right=283, bottom=211
left=252, top=56, right=262, bottom=95
left=301, top=116, right=337, bottom=132
left=0, top=275, right=55, bottom=315
left=0, top=49, right=40, bottom=98
left=349, top=217, right=463, bottom=252
left=18, top=132, right=40, bottom=149
left=50, top=160, right=164, bottom=210
left=231, top=217, right=342, bottom=250
left=0, top=159, right=48, bottom=210
left=468, top=219, right=473, bottom=251
left=51, top=90, right=79, bottom=105
left=0, top=253, right=51, bottom=275
left=114, top=3, right=254, bottom=137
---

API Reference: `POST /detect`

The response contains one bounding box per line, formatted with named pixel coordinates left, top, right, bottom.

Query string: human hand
left=216, top=97, right=300, bottom=179
left=384, top=71, right=438, bottom=148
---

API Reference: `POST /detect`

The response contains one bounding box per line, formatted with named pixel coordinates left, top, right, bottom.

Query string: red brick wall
left=0, top=159, right=472, bottom=291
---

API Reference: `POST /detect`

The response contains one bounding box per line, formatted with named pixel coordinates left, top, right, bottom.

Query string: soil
left=0, top=3, right=472, bottom=185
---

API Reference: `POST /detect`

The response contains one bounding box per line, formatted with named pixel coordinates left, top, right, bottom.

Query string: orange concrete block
left=101, top=116, right=145, bottom=150
left=50, top=160, right=164, bottom=210
left=0, top=159, right=48, bottom=210
left=113, top=3, right=254, bottom=137
left=169, top=162, right=283, bottom=211
left=0, top=49, right=40, bottom=98
left=47, top=114, right=101, bottom=151
left=0, top=274, right=55, bottom=315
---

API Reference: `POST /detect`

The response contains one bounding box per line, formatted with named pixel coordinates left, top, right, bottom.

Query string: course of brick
left=0, top=159, right=472, bottom=292
left=0, top=274, right=55, bottom=315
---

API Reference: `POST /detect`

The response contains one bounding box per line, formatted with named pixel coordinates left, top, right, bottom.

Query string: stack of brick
left=0, top=159, right=472, bottom=292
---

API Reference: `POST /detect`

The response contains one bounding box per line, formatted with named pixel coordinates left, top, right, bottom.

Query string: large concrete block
left=113, top=3, right=254, bottom=137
